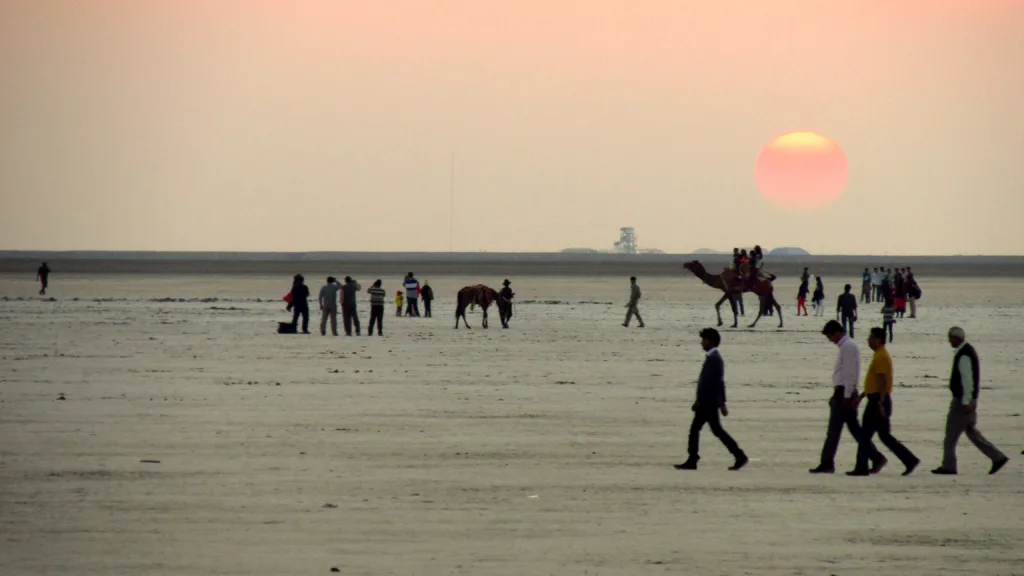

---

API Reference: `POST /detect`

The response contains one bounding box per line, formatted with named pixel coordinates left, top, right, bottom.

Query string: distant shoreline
left=2, top=251, right=1023, bottom=277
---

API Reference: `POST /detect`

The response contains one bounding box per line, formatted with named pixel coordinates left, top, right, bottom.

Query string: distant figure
left=796, top=275, right=810, bottom=316
left=403, top=273, right=421, bottom=317
left=932, top=327, right=1009, bottom=475
left=36, top=262, right=50, bottom=295
left=395, top=290, right=404, bottom=317
left=861, top=268, right=872, bottom=303
left=622, top=276, right=645, bottom=328
left=366, top=280, right=386, bottom=336
left=498, top=279, right=515, bottom=328
left=341, top=276, right=362, bottom=336
left=881, top=298, right=896, bottom=343
left=800, top=267, right=810, bottom=284
left=286, top=274, right=311, bottom=334
left=318, top=276, right=341, bottom=336
left=847, top=327, right=919, bottom=476
left=811, top=321, right=884, bottom=474
left=871, top=267, right=883, bottom=302
left=812, top=276, right=825, bottom=317
left=674, top=328, right=748, bottom=471
left=836, top=284, right=858, bottom=337
left=893, top=269, right=907, bottom=318
left=421, top=281, right=435, bottom=318
left=732, top=248, right=742, bottom=271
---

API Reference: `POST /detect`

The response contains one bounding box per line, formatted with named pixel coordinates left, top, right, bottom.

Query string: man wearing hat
left=498, top=279, right=514, bottom=329
left=933, top=327, right=1009, bottom=475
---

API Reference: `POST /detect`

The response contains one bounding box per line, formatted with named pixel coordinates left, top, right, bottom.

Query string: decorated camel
left=682, top=261, right=783, bottom=328
left=454, top=284, right=506, bottom=329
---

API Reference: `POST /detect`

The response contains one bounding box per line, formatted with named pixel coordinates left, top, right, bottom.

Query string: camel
left=682, top=261, right=783, bottom=328
left=454, top=284, right=500, bottom=329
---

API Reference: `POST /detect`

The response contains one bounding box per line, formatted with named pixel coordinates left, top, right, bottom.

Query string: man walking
left=340, top=276, right=362, bottom=336
left=836, top=284, right=858, bottom=337
left=318, top=276, right=341, bottom=336
left=932, top=327, right=1009, bottom=475
left=847, top=327, right=919, bottom=476
left=622, top=276, right=645, bottom=328
left=861, top=268, right=872, bottom=303
left=674, top=328, right=748, bottom=471
left=403, top=273, right=420, bottom=317
left=366, top=279, right=386, bottom=336
left=37, top=262, right=51, bottom=295
left=498, top=279, right=514, bottom=328
left=811, top=321, right=885, bottom=474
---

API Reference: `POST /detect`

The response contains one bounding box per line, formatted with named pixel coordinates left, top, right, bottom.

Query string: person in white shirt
left=810, top=320, right=885, bottom=474
left=932, top=327, right=1009, bottom=475
left=317, top=276, right=342, bottom=336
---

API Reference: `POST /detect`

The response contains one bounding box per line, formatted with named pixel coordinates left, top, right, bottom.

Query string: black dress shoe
left=990, top=457, right=1009, bottom=475
left=902, top=459, right=919, bottom=476
left=845, top=469, right=871, bottom=476
left=674, top=461, right=698, bottom=470
left=870, top=457, right=888, bottom=475
left=931, top=467, right=957, bottom=475
left=729, top=455, right=749, bottom=471
left=809, top=466, right=835, bottom=474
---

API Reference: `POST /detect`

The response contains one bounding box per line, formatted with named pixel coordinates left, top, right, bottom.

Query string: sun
left=755, top=131, right=849, bottom=211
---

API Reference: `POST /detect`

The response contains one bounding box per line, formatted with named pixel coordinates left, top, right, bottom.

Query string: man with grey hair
left=932, top=327, right=1009, bottom=475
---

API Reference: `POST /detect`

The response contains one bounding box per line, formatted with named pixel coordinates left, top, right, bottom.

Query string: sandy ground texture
left=1, top=273, right=1022, bottom=576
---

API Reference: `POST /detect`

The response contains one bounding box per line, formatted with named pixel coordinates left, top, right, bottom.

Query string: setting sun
left=755, top=131, right=849, bottom=211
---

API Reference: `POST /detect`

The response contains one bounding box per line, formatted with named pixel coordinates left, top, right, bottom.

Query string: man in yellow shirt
left=848, top=327, right=920, bottom=476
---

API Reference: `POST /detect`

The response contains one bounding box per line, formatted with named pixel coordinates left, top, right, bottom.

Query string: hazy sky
left=1, top=0, right=1022, bottom=255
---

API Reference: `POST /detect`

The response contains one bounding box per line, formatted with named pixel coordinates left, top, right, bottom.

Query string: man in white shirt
left=810, top=320, right=885, bottom=474
left=933, top=327, right=1009, bottom=475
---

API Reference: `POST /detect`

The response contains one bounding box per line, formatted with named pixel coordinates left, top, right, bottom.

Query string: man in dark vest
left=932, top=327, right=1009, bottom=475
left=674, top=328, right=748, bottom=471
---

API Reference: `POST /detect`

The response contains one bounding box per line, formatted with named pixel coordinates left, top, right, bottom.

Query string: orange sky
left=1, top=0, right=1022, bottom=254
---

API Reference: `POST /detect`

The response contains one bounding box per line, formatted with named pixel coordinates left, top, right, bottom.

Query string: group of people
left=731, top=245, right=768, bottom=289
left=677, top=322, right=1011, bottom=476
left=284, top=272, right=435, bottom=337
left=861, top=266, right=920, bottom=318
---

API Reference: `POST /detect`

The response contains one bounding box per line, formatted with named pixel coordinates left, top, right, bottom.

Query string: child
left=882, top=298, right=896, bottom=343
left=395, top=290, right=404, bottom=317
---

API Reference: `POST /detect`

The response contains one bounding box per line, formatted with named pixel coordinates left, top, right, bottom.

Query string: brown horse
left=454, top=284, right=500, bottom=329
left=683, top=261, right=783, bottom=328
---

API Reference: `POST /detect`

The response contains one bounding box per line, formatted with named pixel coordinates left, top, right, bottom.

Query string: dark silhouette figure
left=37, top=262, right=50, bottom=295
left=421, top=282, right=434, bottom=318
left=341, top=276, right=361, bottom=336
left=498, top=279, right=515, bottom=328
left=286, top=274, right=311, bottom=334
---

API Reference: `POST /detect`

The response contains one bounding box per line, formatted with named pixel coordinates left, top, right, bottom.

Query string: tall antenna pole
left=449, top=152, right=455, bottom=253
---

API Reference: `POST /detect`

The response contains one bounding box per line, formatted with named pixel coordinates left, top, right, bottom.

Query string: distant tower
left=615, top=227, right=637, bottom=255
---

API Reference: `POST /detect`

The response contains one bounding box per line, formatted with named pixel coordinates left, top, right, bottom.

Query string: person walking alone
left=847, top=327, right=919, bottom=476
left=318, top=276, right=341, bottom=336
left=810, top=320, right=884, bottom=474
left=340, top=276, right=362, bottom=336
left=37, top=262, right=51, bottom=296
left=836, top=284, right=858, bottom=337
left=366, top=280, right=386, bottom=336
left=622, top=276, right=645, bottom=328
left=674, top=328, right=748, bottom=471
left=932, top=327, right=1009, bottom=475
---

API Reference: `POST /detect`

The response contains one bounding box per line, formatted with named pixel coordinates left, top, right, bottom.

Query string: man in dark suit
left=675, top=328, right=749, bottom=471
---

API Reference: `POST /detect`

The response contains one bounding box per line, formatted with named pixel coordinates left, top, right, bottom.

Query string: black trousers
left=291, top=306, right=309, bottom=333
left=688, top=405, right=744, bottom=460
left=819, top=389, right=882, bottom=469
left=855, top=395, right=917, bottom=471
left=368, top=305, right=384, bottom=335
left=342, top=305, right=360, bottom=336
left=40, top=277, right=48, bottom=295
left=423, top=299, right=432, bottom=318
left=842, top=314, right=856, bottom=337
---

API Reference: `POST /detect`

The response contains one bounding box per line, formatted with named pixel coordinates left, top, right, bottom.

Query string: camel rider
left=732, top=248, right=742, bottom=272
left=748, top=245, right=766, bottom=288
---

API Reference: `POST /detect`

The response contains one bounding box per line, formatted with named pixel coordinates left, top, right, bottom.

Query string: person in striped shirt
left=366, top=280, right=386, bottom=336
left=882, top=298, right=896, bottom=343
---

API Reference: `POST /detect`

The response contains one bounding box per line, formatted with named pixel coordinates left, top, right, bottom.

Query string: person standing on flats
left=366, top=280, right=386, bottom=336
left=674, top=328, right=748, bottom=471
left=932, top=327, right=1010, bottom=476
left=836, top=284, right=858, bottom=337
left=318, top=276, right=342, bottom=336
left=403, top=273, right=421, bottom=317
left=287, top=274, right=311, bottom=334
left=340, top=276, right=362, bottom=336
left=420, top=281, right=434, bottom=318
left=622, top=276, right=645, bottom=328
left=847, top=327, right=919, bottom=476
left=810, top=320, right=885, bottom=474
